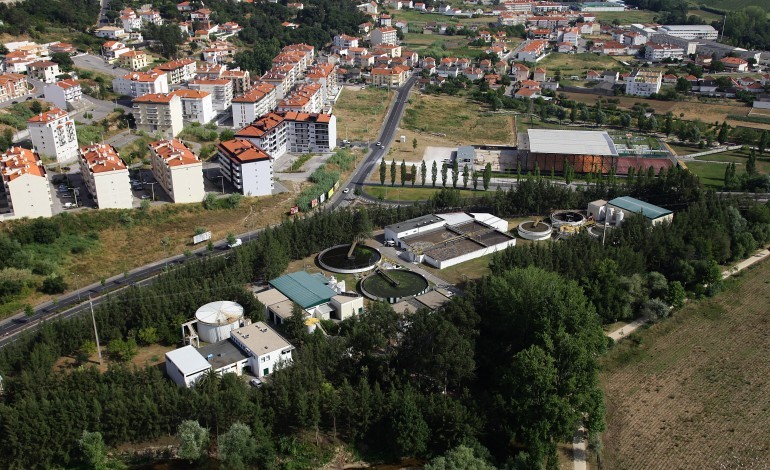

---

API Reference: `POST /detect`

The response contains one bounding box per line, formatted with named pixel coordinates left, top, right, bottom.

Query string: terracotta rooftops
left=133, top=93, right=176, bottom=103
left=149, top=139, right=200, bottom=166
left=28, top=108, right=68, bottom=124
left=122, top=71, right=164, bottom=82
left=1, top=146, right=44, bottom=181
left=80, top=143, right=127, bottom=173
left=170, top=89, right=210, bottom=99
left=217, top=138, right=271, bottom=163
left=157, top=58, right=196, bottom=70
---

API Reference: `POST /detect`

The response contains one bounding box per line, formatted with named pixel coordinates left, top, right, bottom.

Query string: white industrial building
left=148, top=139, right=205, bottom=203
left=43, top=79, right=83, bottom=111
left=0, top=147, right=53, bottom=219
left=657, top=25, right=718, bottom=41
left=216, top=138, right=274, bottom=196
left=167, top=321, right=294, bottom=387
left=587, top=196, right=673, bottom=227
left=78, top=143, right=133, bottom=209
left=27, top=108, right=79, bottom=163
left=385, top=213, right=516, bottom=269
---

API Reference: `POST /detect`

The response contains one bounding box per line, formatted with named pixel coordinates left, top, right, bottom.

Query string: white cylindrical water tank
left=615, top=210, right=625, bottom=226
left=305, top=317, right=319, bottom=334
left=195, top=301, right=244, bottom=343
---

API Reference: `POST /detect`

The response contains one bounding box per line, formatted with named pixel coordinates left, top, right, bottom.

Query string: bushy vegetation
left=0, top=0, right=99, bottom=35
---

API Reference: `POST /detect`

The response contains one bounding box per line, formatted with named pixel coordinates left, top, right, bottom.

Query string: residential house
left=118, top=50, right=148, bottom=71
left=48, top=43, right=77, bottom=55
left=513, top=40, right=548, bottom=62
left=600, top=40, right=627, bottom=56
left=662, top=73, right=678, bottom=84
left=156, top=59, right=197, bottom=84
left=558, top=42, right=575, bottom=53
left=644, top=42, right=684, bottom=62
left=720, top=56, right=748, bottom=72
left=43, top=79, right=83, bottom=111
left=0, top=73, right=29, bottom=102
left=512, top=63, right=530, bottom=82
left=132, top=93, right=184, bottom=137
left=26, top=61, right=60, bottom=84
left=195, top=63, right=226, bottom=80
left=533, top=67, right=547, bottom=82
left=371, top=27, right=398, bottom=46
left=94, top=26, right=127, bottom=40
left=28, top=108, right=78, bottom=163
left=370, top=65, right=411, bottom=87
left=0, top=147, right=52, bottom=219
left=148, top=139, right=205, bottom=203
left=120, top=8, right=142, bottom=32
left=102, top=41, right=131, bottom=61
left=78, top=143, right=132, bottom=209
left=333, top=34, right=360, bottom=50
left=216, top=138, right=274, bottom=196
left=625, top=69, right=662, bottom=97
left=586, top=70, right=600, bottom=81
left=600, top=70, right=619, bottom=83
left=561, top=27, right=580, bottom=46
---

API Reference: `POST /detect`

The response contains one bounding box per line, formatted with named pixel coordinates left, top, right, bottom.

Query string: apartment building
left=644, top=42, right=685, bottom=62
left=102, top=41, right=131, bottom=61
left=333, top=34, right=359, bottom=50
left=277, top=83, right=324, bottom=114
left=170, top=89, right=215, bottom=124
left=261, top=70, right=293, bottom=100
left=26, top=61, right=60, bottom=84
left=195, top=63, right=226, bottom=80
left=78, top=143, right=132, bottom=209
left=118, top=50, right=148, bottom=71
left=284, top=112, right=337, bottom=154
left=371, top=27, right=398, bottom=46
left=625, top=69, right=662, bottom=97
left=231, top=82, right=277, bottom=129
left=371, top=65, right=411, bottom=87
left=43, top=79, right=83, bottom=111
left=514, top=40, right=548, bottom=62
left=305, top=64, right=338, bottom=104
left=112, top=71, right=169, bottom=98
left=0, top=73, right=29, bottom=102
left=156, top=58, right=197, bottom=84
left=0, top=147, right=52, bottom=219
left=216, top=139, right=274, bottom=197
left=221, top=68, right=251, bottom=96
left=189, top=79, right=233, bottom=111
left=235, top=113, right=289, bottom=158
left=28, top=108, right=79, bottom=163
left=120, top=8, right=142, bottom=32
left=133, top=93, right=184, bottom=137
left=148, top=139, right=205, bottom=203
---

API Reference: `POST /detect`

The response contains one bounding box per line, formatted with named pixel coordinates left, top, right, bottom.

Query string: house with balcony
left=78, top=143, right=132, bottom=209
left=148, top=139, right=205, bottom=203
left=28, top=108, right=79, bottom=163
left=133, top=93, right=184, bottom=137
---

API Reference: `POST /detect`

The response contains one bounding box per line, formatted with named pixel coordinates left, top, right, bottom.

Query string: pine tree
left=441, top=163, right=448, bottom=187
left=400, top=160, right=407, bottom=186
left=463, top=164, right=469, bottom=188
left=483, top=163, right=492, bottom=191
left=759, top=130, right=768, bottom=155
left=451, top=160, right=459, bottom=188
left=747, top=149, right=757, bottom=176
left=379, top=159, right=386, bottom=185
left=717, top=121, right=729, bottom=144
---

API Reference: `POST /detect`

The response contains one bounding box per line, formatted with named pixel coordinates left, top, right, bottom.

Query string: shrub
left=41, top=275, right=68, bottom=294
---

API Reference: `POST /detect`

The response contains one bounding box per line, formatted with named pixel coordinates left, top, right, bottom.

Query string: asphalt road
left=0, top=77, right=418, bottom=348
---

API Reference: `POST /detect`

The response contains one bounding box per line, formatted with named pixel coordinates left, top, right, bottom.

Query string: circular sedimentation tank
left=550, top=210, right=586, bottom=230
left=195, top=301, right=244, bottom=343
left=317, top=244, right=382, bottom=274
left=517, top=221, right=553, bottom=241
left=360, top=269, right=429, bottom=303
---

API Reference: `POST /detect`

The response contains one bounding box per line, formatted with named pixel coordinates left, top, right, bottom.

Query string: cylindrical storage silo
left=305, top=317, right=319, bottom=334
left=195, top=301, right=244, bottom=343
left=615, top=210, right=625, bottom=226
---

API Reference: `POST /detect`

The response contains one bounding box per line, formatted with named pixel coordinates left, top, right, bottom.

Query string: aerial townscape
left=0, top=0, right=769, bottom=467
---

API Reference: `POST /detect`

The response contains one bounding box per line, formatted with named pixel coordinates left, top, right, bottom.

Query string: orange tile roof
left=235, top=113, right=285, bottom=138
left=1, top=147, right=44, bottom=181
left=170, top=89, right=209, bottom=99
left=190, top=79, right=230, bottom=85
left=149, top=139, right=200, bottom=166
left=28, top=108, right=69, bottom=124
left=122, top=71, right=164, bottom=82
left=80, top=144, right=127, bottom=173
left=217, top=138, right=271, bottom=163
left=56, top=78, right=81, bottom=90
left=157, top=58, right=196, bottom=71
left=233, top=86, right=273, bottom=103
left=120, top=50, right=145, bottom=58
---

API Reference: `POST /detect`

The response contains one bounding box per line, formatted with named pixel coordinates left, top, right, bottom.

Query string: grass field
left=686, top=147, right=770, bottom=187
left=600, top=258, right=770, bottom=468
left=688, top=8, right=724, bottom=21
left=401, top=33, right=487, bottom=58
left=592, top=9, right=659, bottom=23
left=687, top=0, right=769, bottom=10
left=365, top=185, right=480, bottom=201
left=685, top=160, right=731, bottom=187
left=539, top=53, right=626, bottom=76
left=334, top=86, right=395, bottom=141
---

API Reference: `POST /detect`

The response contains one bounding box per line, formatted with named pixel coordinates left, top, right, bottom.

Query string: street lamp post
left=216, top=176, right=225, bottom=194
left=71, top=272, right=81, bottom=303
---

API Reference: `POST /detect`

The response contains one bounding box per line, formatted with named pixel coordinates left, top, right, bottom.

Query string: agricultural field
left=686, top=147, right=770, bottom=187
left=539, top=53, right=626, bottom=76
left=401, top=33, right=489, bottom=58
left=600, top=258, right=770, bottom=469
left=592, top=9, right=659, bottom=24
left=334, top=86, right=396, bottom=141
left=688, top=8, right=724, bottom=21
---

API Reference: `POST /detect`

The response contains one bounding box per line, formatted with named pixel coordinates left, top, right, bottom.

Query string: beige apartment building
left=0, top=147, right=52, bottom=219
left=78, top=143, right=133, bottom=209
left=148, top=139, right=205, bottom=203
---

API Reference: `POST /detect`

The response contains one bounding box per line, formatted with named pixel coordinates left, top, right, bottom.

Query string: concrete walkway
left=572, top=427, right=587, bottom=470
left=722, top=248, right=769, bottom=279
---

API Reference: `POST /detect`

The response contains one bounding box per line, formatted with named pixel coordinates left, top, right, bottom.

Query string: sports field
left=600, top=257, right=770, bottom=468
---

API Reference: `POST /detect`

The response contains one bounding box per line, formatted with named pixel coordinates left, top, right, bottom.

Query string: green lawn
left=686, top=0, right=769, bottom=10
left=591, top=9, right=659, bottom=24
left=686, top=161, right=731, bottom=188
left=365, top=185, right=481, bottom=201
left=538, top=53, right=626, bottom=76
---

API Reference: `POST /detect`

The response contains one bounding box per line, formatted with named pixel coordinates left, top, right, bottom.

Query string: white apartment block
left=561, top=27, right=580, bottom=46
left=156, top=59, right=197, bottom=84
left=0, top=147, right=52, bottom=219
left=112, top=71, right=169, bottom=98
left=333, top=34, right=359, bottom=50
left=148, top=139, right=205, bottom=203
left=514, top=40, right=548, bottom=62
left=221, top=69, right=251, bottom=96
left=170, top=89, right=215, bottom=124
left=78, top=144, right=133, bottom=209
left=216, top=138, right=274, bottom=196
left=188, top=79, right=233, bottom=112
left=305, top=63, right=339, bottom=105
left=235, top=111, right=337, bottom=157
left=26, top=60, right=60, bottom=84
left=625, top=69, right=662, bottom=97
left=120, top=10, right=143, bottom=32
left=371, top=27, right=398, bottom=46
left=277, top=83, right=324, bottom=114
left=133, top=93, right=184, bottom=138
left=261, top=70, right=293, bottom=100
left=43, top=79, right=83, bottom=111
left=235, top=113, right=289, bottom=158
left=644, top=42, right=685, bottom=62
left=657, top=25, right=718, bottom=41
left=28, top=108, right=79, bottom=163
left=231, top=82, right=277, bottom=129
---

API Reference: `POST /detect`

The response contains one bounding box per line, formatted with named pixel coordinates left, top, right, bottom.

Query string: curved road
left=0, top=77, right=418, bottom=349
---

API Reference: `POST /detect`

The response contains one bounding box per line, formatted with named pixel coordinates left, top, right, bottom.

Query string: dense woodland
left=1, top=170, right=768, bottom=468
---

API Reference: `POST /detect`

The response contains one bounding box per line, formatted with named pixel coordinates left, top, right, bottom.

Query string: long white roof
left=165, top=345, right=211, bottom=375
left=526, top=129, right=618, bottom=156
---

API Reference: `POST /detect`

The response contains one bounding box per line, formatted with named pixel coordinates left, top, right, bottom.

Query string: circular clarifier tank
left=317, top=244, right=382, bottom=274
left=360, top=269, right=429, bottom=303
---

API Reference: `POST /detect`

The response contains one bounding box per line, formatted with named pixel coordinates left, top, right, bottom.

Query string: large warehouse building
left=587, top=196, right=673, bottom=226
left=516, top=129, right=676, bottom=175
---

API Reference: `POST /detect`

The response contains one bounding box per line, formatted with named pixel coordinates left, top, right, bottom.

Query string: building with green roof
left=588, top=196, right=673, bottom=226
left=268, top=271, right=338, bottom=309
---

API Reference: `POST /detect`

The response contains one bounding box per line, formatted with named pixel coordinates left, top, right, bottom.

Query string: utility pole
left=217, top=176, right=225, bottom=194
left=147, top=181, right=157, bottom=201
left=72, top=272, right=81, bottom=302
left=89, top=294, right=103, bottom=366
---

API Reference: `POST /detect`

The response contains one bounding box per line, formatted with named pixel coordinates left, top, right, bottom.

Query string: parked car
left=140, top=194, right=151, bottom=200
left=343, top=187, right=350, bottom=194
left=383, top=240, right=395, bottom=247
left=227, top=238, right=242, bottom=249
left=249, top=378, right=263, bottom=388
left=63, top=202, right=76, bottom=208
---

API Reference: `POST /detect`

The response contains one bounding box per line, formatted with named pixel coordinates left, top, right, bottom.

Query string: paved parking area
left=73, top=54, right=130, bottom=78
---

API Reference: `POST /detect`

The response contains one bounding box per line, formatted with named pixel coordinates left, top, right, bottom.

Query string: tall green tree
left=390, top=388, right=430, bottom=457
left=411, top=164, right=417, bottom=186
left=747, top=149, right=757, bottom=176
left=390, top=159, right=397, bottom=186
left=462, top=164, right=469, bottom=188
left=717, top=121, right=729, bottom=144
left=472, top=170, right=479, bottom=190
left=441, top=163, right=448, bottom=188
left=425, top=445, right=495, bottom=470
left=420, top=160, right=427, bottom=186
left=177, top=421, right=209, bottom=462
left=759, top=130, right=768, bottom=155
left=79, top=431, right=108, bottom=470
left=431, top=161, right=438, bottom=187
left=412, top=137, right=417, bottom=152
left=218, top=423, right=257, bottom=470
left=663, top=113, right=673, bottom=136
left=400, top=160, right=407, bottom=186
left=482, top=163, right=492, bottom=191
left=379, top=159, right=386, bottom=185
left=451, top=160, right=459, bottom=188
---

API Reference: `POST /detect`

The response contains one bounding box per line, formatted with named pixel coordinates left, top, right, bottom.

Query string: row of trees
left=378, top=159, right=494, bottom=191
